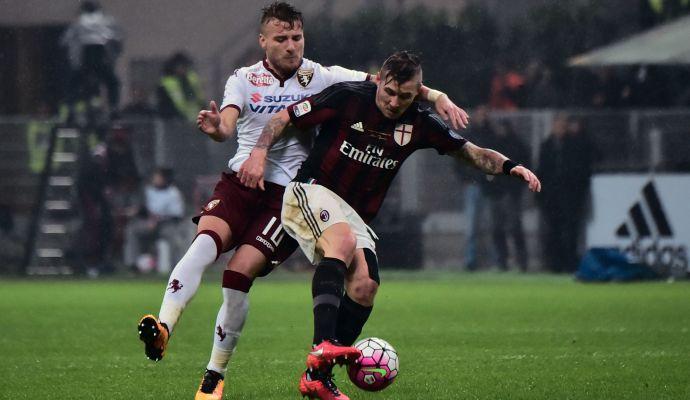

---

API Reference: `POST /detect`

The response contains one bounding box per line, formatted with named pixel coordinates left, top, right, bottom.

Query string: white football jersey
left=220, top=58, right=368, bottom=186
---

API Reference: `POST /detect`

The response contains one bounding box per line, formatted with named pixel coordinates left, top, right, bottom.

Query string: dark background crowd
left=1, top=0, right=689, bottom=276
left=300, top=0, right=690, bottom=110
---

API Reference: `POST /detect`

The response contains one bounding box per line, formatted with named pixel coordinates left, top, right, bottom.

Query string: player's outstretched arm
left=237, top=109, right=292, bottom=190
left=196, top=101, right=239, bottom=142
left=418, top=85, right=470, bottom=130
left=452, top=142, right=542, bottom=193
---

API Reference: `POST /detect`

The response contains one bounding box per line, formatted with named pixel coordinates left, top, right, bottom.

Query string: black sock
left=312, top=257, right=347, bottom=345
left=335, top=294, right=373, bottom=346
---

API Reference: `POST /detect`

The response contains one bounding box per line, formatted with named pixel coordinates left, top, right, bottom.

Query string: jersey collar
left=262, top=58, right=304, bottom=87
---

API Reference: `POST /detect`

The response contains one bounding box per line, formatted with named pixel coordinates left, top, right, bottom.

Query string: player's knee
left=328, top=230, right=357, bottom=261
left=340, top=231, right=357, bottom=257
left=197, top=216, right=232, bottom=249
left=348, top=278, right=378, bottom=307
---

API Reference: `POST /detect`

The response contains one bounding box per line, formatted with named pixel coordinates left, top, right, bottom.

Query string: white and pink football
left=347, top=337, right=399, bottom=391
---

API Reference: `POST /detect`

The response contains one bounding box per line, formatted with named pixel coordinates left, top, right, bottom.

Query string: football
left=347, top=337, right=399, bottom=391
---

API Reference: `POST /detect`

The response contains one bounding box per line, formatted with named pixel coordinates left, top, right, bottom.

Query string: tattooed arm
left=452, top=142, right=507, bottom=174
left=451, top=142, right=542, bottom=192
left=237, top=109, right=291, bottom=190
left=254, top=109, right=291, bottom=151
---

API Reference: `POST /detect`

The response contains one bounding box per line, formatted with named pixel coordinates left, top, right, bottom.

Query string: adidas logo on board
left=616, top=182, right=672, bottom=239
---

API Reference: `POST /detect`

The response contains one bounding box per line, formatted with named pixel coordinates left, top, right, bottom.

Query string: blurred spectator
left=74, top=125, right=140, bottom=276
left=623, top=66, right=671, bottom=108
left=25, top=102, right=57, bottom=174
left=0, top=205, right=23, bottom=270
left=104, top=125, right=140, bottom=189
left=458, top=105, right=492, bottom=271
left=101, top=125, right=142, bottom=263
left=109, top=174, right=144, bottom=264
left=60, top=1, right=123, bottom=121
left=524, top=61, right=560, bottom=108
left=537, top=114, right=594, bottom=273
left=156, top=52, right=204, bottom=121
left=480, top=120, right=530, bottom=271
left=488, top=63, right=525, bottom=110
left=123, top=167, right=185, bottom=273
left=639, top=0, right=690, bottom=28
left=121, top=87, right=156, bottom=117
left=589, top=68, right=625, bottom=108
left=75, top=144, right=114, bottom=277
left=675, top=70, right=690, bottom=107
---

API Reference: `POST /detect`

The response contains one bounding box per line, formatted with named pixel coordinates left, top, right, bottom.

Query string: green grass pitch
left=1, top=272, right=689, bottom=399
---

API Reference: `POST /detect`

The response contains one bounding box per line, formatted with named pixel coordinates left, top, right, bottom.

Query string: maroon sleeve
left=422, top=112, right=468, bottom=155
left=287, top=82, right=351, bottom=130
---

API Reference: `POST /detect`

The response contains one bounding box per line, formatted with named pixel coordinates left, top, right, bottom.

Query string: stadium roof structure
left=568, top=15, right=690, bottom=66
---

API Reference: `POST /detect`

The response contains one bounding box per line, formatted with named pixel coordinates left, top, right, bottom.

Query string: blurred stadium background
left=1, top=0, right=690, bottom=276
left=1, top=1, right=690, bottom=398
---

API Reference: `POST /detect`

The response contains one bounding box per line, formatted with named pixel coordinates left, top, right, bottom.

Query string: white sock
left=158, top=233, right=219, bottom=333
left=206, top=287, right=249, bottom=374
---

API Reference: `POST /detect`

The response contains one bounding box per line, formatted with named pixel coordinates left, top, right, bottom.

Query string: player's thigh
left=344, top=248, right=379, bottom=307
left=282, top=182, right=355, bottom=264
left=226, top=244, right=268, bottom=278
left=233, top=206, right=299, bottom=277
left=317, top=223, right=357, bottom=263
left=194, top=172, right=263, bottom=250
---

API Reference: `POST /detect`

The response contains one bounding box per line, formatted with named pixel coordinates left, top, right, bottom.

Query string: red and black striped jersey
left=287, top=80, right=467, bottom=223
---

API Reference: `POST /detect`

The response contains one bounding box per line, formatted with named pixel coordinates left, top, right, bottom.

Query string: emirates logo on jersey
left=247, top=72, right=275, bottom=87
left=340, top=140, right=399, bottom=170
left=297, top=68, right=314, bottom=87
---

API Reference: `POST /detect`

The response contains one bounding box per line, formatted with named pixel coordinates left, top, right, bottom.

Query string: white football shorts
left=282, top=182, right=377, bottom=264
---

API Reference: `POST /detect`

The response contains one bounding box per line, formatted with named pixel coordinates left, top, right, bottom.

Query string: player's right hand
left=197, top=101, right=221, bottom=135
left=510, top=165, right=542, bottom=193
left=238, top=149, right=267, bottom=191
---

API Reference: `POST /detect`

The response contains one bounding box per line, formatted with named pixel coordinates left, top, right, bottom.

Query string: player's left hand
left=510, top=165, right=542, bottom=193
left=434, top=95, right=469, bottom=130
left=238, top=150, right=266, bottom=190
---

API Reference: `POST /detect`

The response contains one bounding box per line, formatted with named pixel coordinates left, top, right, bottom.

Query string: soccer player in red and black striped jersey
left=240, top=51, right=541, bottom=400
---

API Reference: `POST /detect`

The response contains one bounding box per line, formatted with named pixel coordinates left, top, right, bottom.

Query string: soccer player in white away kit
left=136, top=3, right=469, bottom=399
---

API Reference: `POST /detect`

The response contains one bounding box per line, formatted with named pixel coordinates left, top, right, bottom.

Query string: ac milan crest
left=320, top=210, right=330, bottom=222
left=393, top=124, right=413, bottom=146
left=297, top=68, right=314, bottom=87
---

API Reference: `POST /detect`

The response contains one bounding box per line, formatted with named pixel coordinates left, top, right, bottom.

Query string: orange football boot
left=137, top=314, right=169, bottom=361
left=299, top=370, right=349, bottom=400
left=195, top=369, right=224, bottom=400
left=307, top=340, right=361, bottom=371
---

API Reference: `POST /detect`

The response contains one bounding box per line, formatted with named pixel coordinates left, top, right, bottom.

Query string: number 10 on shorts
left=261, top=217, right=285, bottom=247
